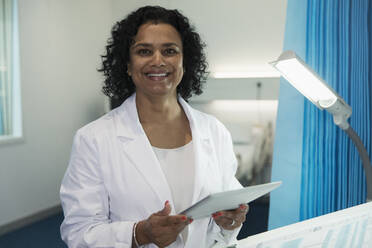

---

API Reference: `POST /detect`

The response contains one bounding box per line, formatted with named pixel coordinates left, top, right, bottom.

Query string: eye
left=136, top=49, right=152, bottom=56
left=163, top=48, right=178, bottom=56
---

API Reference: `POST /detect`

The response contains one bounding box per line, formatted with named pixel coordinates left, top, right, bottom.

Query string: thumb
left=156, top=200, right=171, bottom=216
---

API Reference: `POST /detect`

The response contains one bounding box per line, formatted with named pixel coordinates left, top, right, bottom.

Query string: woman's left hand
left=212, top=204, right=249, bottom=230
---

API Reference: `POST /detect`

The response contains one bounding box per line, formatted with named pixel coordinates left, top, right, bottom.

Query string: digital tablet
left=180, top=181, right=282, bottom=219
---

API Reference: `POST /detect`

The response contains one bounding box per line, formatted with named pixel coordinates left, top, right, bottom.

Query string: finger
left=172, top=218, right=189, bottom=233
left=226, top=218, right=241, bottom=229
left=217, top=210, right=236, bottom=219
left=162, top=215, right=189, bottom=226
left=214, top=215, right=235, bottom=224
left=218, top=211, right=246, bottom=224
left=213, top=211, right=245, bottom=229
left=218, top=216, right=242, bottom=230
left=235, top=204, right=248, bottom=222
left=156, top=200, right=171, bottom=216
left=212, top=212, right=230, bottom=224
left=211, top=205, right=246, bottom=220
left=214, top=217, right=237, bottom=230
left=220, top=206, right=247, bottom=219
left=211, top=211, right=223, bottom=219
left=212, top=212, right=234, bottom=226
left=238, top=204, right=249, bottom=213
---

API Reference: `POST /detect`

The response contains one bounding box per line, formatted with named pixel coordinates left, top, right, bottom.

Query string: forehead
left=132, top=23, right=183, bottom=47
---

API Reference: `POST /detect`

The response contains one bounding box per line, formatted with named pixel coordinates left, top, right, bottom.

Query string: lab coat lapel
left=179, top=98, right=216, bottom=247
left=179, top=98, right=213, bottom=205
left=192, top=134, right=213, bottom=204
left=115, top=94, right=174, bottom=211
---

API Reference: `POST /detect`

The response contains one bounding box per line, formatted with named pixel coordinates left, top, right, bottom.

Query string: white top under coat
left=153, top=141, right=195, bottom=244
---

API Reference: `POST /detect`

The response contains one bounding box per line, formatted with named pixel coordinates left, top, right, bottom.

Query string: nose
left=151, top=50, right=166, bottom=67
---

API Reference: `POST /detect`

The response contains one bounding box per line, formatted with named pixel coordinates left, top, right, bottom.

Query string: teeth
left=147, top=73, right=167, bottom=77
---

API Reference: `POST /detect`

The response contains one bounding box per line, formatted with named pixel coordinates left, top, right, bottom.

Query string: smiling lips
left=145, top=72, right=170, bottom=81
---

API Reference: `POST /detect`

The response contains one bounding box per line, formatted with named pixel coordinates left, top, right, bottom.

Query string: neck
left=135, top=93, right=182, bottom=124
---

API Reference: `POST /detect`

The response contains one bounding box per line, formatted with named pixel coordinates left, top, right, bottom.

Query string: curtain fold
left=0, top=0, right=14, bottom=135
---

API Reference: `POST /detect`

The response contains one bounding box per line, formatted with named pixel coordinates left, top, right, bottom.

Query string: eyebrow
left=131, top=42, right=181, bottom=49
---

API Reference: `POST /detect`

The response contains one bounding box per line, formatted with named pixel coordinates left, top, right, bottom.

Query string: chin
left=152, top=91, right=177, bottom=98
left=148, top=84, right=177, bottom=95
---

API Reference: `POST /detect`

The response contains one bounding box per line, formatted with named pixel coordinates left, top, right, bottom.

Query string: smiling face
left=128, top=22, right=184, bottom=99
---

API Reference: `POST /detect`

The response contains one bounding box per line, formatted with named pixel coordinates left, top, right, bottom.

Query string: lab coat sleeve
left=60, top=130, right=135, bottom=248
left=208, top=123, right=243, bottom=246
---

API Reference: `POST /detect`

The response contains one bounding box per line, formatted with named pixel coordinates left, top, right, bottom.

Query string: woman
left=60, top=6, right=248, bottom=248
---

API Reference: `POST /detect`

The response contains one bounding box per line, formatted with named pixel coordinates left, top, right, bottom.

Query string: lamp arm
left=344, top=126, right=372, bottom=202
left=323, top=99, right=352, bottom=130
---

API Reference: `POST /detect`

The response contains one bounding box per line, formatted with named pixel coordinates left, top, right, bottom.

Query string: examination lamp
left=270, top=50, right=372, bottom=202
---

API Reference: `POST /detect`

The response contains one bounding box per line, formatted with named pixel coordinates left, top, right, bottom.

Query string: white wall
left=168, top=0, right=287, bottom=77
left=0, top=0, right=113, bottom=226
left=190, top=77, right=279, bottom=144
left=111, top=0, right=170, bottom=22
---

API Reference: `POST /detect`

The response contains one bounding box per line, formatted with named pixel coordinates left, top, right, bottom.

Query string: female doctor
left=60, top=6, right=248, bottom=248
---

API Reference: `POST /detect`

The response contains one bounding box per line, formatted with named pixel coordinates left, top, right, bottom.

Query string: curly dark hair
left=99, top=5, right=208, bottom=103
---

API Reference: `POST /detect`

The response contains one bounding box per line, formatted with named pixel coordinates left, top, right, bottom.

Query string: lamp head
left=270, top=51, right=340, bottom=109
left=270, top=50, right=352, bottom=130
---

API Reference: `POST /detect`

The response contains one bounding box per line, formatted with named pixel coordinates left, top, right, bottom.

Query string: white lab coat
left=60, top=93, right=242, bottom=248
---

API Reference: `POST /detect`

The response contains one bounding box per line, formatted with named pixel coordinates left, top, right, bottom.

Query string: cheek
left=175, top=58, right=184, bottom=75
left=128, top=57, right=145, bottom=74
left=127, top=62, right=142, bottom=86
left=175, top=64, right=184, bottom=81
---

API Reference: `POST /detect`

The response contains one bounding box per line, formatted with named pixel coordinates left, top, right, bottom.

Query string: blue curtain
left=268, top=0, right=308, bottom=229
left=300, top=0, right=371, bottom=220
left=269, top=0, right=372, bottom=228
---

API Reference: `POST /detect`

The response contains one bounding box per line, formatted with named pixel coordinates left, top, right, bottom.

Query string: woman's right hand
left=134, top=201, right=192, bottom=247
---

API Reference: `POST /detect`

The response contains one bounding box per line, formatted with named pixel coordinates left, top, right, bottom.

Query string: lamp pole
left=324, top=98, right=372, bottom=202
left=344, top=127, right=372, bottom=202
left=323, top=88, right=372, bottom=203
